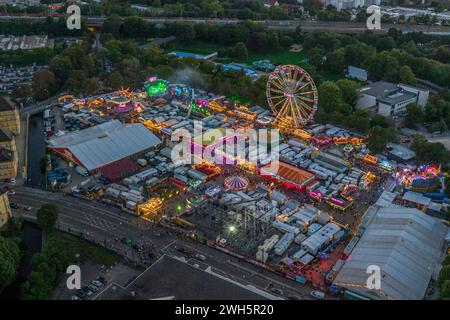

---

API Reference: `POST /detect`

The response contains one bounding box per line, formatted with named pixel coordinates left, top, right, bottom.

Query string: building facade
left=356, top=81, right=429, bottom=118
left=0, top=128, right=18, bottom=180
left=0, top=191, right=12, bottom=229
left=0, top=97, right=21, bottom=136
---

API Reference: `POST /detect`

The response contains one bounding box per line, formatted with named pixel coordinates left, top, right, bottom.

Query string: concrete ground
left=53, top=261, right=140, bottom=300
left=94, top=255, right=275, bottom=300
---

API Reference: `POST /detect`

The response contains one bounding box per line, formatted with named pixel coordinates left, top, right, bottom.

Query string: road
left=1, top=14, right=449, bottom=34
left=10, top=186, right=322, bottom=300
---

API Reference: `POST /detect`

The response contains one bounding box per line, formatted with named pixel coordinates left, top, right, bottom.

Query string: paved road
left=10, top=187, right=322, bottom=300
left=1, top=14, right=449, bottom=34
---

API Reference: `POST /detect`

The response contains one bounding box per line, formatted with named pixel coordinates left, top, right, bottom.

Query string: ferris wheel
left=266, top=65, right=318, bottom=129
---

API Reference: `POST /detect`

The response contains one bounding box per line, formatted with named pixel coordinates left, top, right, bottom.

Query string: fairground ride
left=267, top=65, right=318, bottom=139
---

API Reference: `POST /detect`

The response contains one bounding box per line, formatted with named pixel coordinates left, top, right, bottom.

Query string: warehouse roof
left=334, top=206, right=448, bottom=300
left=48, top=120, right=161, bottom=171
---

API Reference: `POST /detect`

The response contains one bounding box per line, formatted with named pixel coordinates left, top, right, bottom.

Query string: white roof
left=403, top=191, right=431, bottom=207
left=48, top=120, right=161, bottom=171
left=334, top=206, right=448, bottom=300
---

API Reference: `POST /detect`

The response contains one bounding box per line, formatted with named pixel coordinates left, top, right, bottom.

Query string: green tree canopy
left=36, top=204, right=59, bottom=230
left=367, top=125, right=398, bottom=154
left=0, top=236, right=21, bottom=292
left=318, top=81, right=342, bottom=113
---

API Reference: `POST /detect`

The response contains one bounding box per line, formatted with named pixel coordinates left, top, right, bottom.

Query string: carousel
left=224, top=176, right=250, bottom=191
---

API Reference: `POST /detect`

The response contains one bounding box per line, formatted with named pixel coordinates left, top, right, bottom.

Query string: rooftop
left=95, top=255, right=276, bottom=300
left=334, top=206, right=448, bottom=300
left=360, top=81, right=417, bottom=106
left=387, top=143, right=416, bottom=161
left=0, top=128, right=13, bottom=143
left=0, top=97, right=15, bottom=112
left=48, top=120, right=161, bottom=171
left=402, top=191, right=432, bottom=207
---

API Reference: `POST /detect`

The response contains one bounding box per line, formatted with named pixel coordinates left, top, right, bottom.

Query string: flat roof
left=48, top=120, right=161, bottom=171
left=361, top=81, right=418, bottom=105
left=402, top=191, right=432, bottom=207
left=95, top=255, right=275, bottom=300
left=387, top=143, right=416, bottom=161
left=334, top=206, right=448, bottom=300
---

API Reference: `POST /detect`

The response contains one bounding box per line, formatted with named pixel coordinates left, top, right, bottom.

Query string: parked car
left=88, top=284, right=98, bottom=292
left=76, top=292, right=86, bottom=300
left=92, top=280, right=103, bottom=287
left=96, top=276, right=106, bottom=284
left=310, top=290, right=325, bottom=300
left=270, top=287, right=284, bottom=295
left=7, top=190, right=15, bottom=195
left=71, top=295, right=81, bottom=300
left=194, top=253, right=206, bottom=261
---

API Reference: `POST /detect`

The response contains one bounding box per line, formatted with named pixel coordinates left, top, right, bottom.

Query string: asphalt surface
left=10, top=187, right=323, bottom=300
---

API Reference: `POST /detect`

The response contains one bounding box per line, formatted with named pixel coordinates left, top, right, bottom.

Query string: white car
left=71, top=295, right=81, bottom=300
left=310, top=290, right=325, bottom=300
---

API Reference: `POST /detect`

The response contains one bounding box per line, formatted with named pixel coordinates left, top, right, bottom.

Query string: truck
left=76, top=166, right=89, bottom=176
left=137, top=158, right=147, bottom=167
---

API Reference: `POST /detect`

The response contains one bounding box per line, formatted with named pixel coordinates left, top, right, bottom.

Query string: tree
left=103, top=14, right=122, bottom=38
left=411, top=135, right=449, bottom=165
left=308, top=48, right=325, bottom=69
left=152, top=0, right=161, bottom=8
left=21, top=271, right=52, bottom=300
left=176, top=24, right=196, bottom=42
left=65, top=70, right=88, bottom=95
left=336, top=79, right=360, bottom=107
left=370, top=115, right=389, bottom=128
left=233, top=42, right=248, bottom=61
left=399, top=65, right=416, bottom=85
left=367, top=126, right=397, bottom=154
left=36, top=204, right=59, bottom=230
left=365, top=51, right=399, bottom=81
left=268, top=33, right=281, bottom=52
left=323, top=49, right=345, bottom=74
left=49, top=56, right=73, bottom=83
left=0, top=236, right=21, bottom=292
left=318, top=81, right=342, bottom=113
left=32, top=69, right=57, bottom=101
left=440, top=280, right=450, bottom=299
left=11, top=84, right=33, bottom=102
left=406, top=103, right=425, bottom=127
left=413, top=135, right=448, bottom=163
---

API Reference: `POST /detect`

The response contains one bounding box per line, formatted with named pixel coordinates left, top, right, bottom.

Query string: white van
left=310, top=290, right=325, bottom=300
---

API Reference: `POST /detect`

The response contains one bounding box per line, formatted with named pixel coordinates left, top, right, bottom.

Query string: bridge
left=1, top=14, right=450, bottom=35
left=19, top=96, right=57, bottom=118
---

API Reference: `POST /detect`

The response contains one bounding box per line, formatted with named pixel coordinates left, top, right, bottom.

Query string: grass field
left=165, top=41, right=309, bottom=66
left=43, top=230, right=120, bottom=267
left=165, top=41, right=226, bottom=55
left=246, top=50, right=309, bottom=66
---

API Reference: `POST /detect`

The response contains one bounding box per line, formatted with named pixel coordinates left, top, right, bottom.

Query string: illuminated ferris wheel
left=266, top=65, right=318, bottom=129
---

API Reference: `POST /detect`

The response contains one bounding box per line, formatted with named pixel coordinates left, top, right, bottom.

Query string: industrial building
left=47, top=120, right=162, bottom=173
left=333, top=206, right=448, bottom=300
